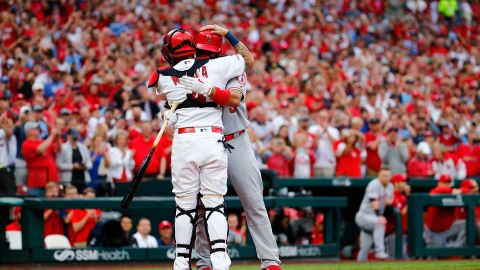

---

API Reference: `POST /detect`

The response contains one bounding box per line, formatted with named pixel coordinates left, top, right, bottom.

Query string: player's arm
left=200, top=24, right=254, bottom=68
left=208, top=86, right=242, bottom=107
left=179, top=76, right=242, bottom=107
left=147, top=68, right=166, bottom=98
left=367, top=185, right=383, bottom=217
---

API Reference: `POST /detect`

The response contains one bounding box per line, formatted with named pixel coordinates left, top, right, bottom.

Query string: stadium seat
left=44, top=234, right=72, bottom=249
left=6, top=231, right=22, bottom=250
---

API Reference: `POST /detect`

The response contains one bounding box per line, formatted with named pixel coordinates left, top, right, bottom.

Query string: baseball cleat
left=262, top=265, right=282, bottom=270
left=375, top=252, right=389, bottom=259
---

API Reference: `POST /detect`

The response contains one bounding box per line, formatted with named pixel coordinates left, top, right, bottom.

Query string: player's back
left=222, top=73, right=250, bottom=134
left=158, top=55, right=245, bottom=129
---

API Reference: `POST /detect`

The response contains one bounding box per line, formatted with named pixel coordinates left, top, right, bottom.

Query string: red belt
left=224, top=130, right=245, bottom=142
left=177, top=126, right=223, bottom=134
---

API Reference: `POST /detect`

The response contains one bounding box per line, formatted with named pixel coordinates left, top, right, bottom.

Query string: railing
left=408, top=194, right=480, bottom=257
left=113, top=177, right=480, bottom=197
left=0, top=196, right=347, bottom=263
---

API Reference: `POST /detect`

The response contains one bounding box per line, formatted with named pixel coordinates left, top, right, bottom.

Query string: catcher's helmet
left=196, top=30, right=222, bottom=53
left=161, top=28, right=196, bottom=65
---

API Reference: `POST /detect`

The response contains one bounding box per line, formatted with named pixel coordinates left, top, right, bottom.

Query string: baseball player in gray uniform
left=179, top=25, right=281, bottom=270
left=355, top=167, right=394, bottom=261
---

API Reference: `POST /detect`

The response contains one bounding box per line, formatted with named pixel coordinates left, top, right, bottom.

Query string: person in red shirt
left=21, top=121, right=60, bottom=197
left=52, top=88, right=74, bottom=115
left=264, top=137, right=293, bottom=177
left=425, top=174, right=465, bottom=248
left=455, top=179, right=480, bottom=243
left=385, top=174, right=410, bottom=258
left=70, top=188, right=101, bottom=248
left=5, top=206, right=21, bottom=249
left=43, top=182, right=64, bottom=237
left=62, top=184, right=79, bottom=245
left=128, top=121, right=165, bottom=180
left=158, top=127, right=173, bottom=178
left=456, top=130, right=480, bottom=177
left=407, top=142, right=433, bottom=178
left=438, top=122, right=459, bottom=153
left=365, top=118, right=383, bottom=176
left=335, top=129, right=363, bottom=178
left=311, top=213, right=324, bottom=245
left=226, top=213, right=246, bottom=245
left=157, top=220, right=174, bottom=247
left=6, top=206, right=21, bottom=232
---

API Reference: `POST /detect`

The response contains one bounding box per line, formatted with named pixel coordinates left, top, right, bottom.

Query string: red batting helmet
left=161, top=28, right=196, bottom=66
left=196, top=30, right=222, bottom=53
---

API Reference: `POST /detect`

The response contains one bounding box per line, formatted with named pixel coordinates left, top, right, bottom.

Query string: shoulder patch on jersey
left=147, top=70, right=159, bottom=88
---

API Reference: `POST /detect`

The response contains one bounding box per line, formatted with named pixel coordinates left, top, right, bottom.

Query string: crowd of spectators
left=0, top=1, right=478, bottom=198
left=5, top=180, right=178, bottom=249
left=1, top=0, right=480, bottom=257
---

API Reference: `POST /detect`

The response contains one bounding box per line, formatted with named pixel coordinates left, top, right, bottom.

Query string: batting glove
left=179, top=76, right=210, bottom=96
left=162, top=109, right=177, bottom=127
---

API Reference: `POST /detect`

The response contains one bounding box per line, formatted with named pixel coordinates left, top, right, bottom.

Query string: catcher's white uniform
left=153, top=55, right=245, bottom=270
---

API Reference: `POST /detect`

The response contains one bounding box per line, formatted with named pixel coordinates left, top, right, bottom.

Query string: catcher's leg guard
left=201, top=195, right=231, bottom=270
left=174, top=196, right=198, bottom=270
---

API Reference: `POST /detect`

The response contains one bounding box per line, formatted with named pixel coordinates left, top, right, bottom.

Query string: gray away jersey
left=222, top=72, right=250, bottom=134
left=358, top=178, right=394, bottom=216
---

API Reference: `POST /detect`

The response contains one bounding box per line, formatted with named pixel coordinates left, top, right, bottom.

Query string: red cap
left=89, top=104, right=100, bottom=113
left=315, top=214, right=324, bottom=224
left=196, top=30, right=223, bottom=53
left=246, top=101, right=258, bottom=112
left=13, top=206, right=22, bottom=216
left=56, top=88, right=67, bottom=96
left=460, top=179, right=478, bottom=194
left=268, top=209, right=276, bottom=218
left=424, top=130, right=434, bottom=137
left=392, top=173, right=407, bottom=184
left=159, top=220, right=172, bottom=229
left=280, top=100, right=289, bottom=109
left=14, top=93, right=25, bottom=101
left=411, top=90, right=421, bottom=98
left=51, top=66, right=60, bottom=73
left=439, top=174, right=452, bottom=183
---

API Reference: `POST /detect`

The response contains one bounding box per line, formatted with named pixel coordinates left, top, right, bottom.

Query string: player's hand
left=162, top=109, right=177, bottom=126
left=163, top=86, right=189, bottom=104
left=179, top=76, right=209, bottom=96
left=162, top=109, right=173, bottom=121
left=199, top=24, right=228, bottom=36
left=385, top=198, right=393, bottom=205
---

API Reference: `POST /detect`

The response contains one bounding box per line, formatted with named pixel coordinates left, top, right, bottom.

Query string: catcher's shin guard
left=201, top=195, right=231, bottom=270
left=174, top=196, right=198, bottom=270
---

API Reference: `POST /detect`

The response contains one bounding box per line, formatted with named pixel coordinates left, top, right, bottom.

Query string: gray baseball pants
left=196, top=132, right=280, bottom=269
left=355, top=212, right=386, bottom=261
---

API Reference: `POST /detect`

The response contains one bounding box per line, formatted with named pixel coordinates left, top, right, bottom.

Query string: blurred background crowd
left=1, top=0, right=480, bottom=257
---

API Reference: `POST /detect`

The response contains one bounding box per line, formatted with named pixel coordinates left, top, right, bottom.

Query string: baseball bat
left=121, top=101, right=179, bottom=209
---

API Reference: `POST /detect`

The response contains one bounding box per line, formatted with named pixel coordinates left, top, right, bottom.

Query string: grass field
left=141, top=261, right=478, bottom=270
left=2, top=261, right=480, bottom=270
left=146, top=261, right=480, bottom=270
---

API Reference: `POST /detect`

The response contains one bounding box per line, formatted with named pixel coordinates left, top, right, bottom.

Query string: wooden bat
left=121, top=102, right=179, bottom=209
